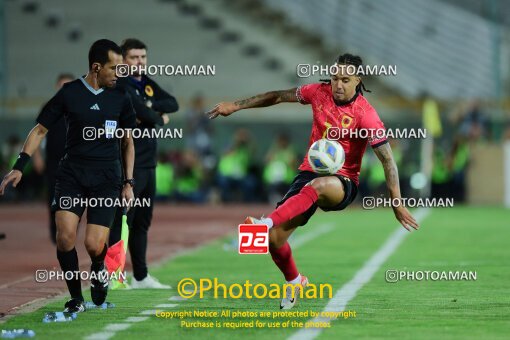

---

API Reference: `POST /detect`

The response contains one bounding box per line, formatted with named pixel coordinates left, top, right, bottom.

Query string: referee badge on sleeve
left=105, top=120, right=117, bottom=139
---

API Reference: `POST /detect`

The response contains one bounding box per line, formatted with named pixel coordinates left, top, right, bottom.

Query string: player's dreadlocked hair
left=321, top=53, right=371, bottom=95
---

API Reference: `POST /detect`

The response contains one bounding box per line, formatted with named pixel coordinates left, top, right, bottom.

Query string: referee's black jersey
left=117, top=76, right=178, bottom=168
left=37, top=77, right=136, bottom=165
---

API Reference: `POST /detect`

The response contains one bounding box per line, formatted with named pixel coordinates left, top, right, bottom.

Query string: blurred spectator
left=263, top=133, right=297, bottom=204
left=174, top=150, right=206, bottom=203
left=185, top=94, right=213, bottom=157
left=431, top=142, right=451, bottom=199
left=456, top=100, right=490, bottom=139
left=447, top=135, right=470, bottom=203
left=217, top=129, right=258, bottom=202
left=155, top=152, right=174, bottom=201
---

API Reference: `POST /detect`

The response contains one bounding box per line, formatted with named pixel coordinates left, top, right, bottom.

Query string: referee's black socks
left=90, top=243, right=107, bottom=274
left=57, top=247, right=83, bottom=301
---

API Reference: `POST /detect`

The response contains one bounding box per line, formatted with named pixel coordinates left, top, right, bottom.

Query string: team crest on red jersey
left=341, top=114, right=354, bottom=128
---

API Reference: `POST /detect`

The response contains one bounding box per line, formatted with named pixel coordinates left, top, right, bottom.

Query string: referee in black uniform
left=109, top=38, right=178, bottom=289
left=0, top=39, right=136, bottom=313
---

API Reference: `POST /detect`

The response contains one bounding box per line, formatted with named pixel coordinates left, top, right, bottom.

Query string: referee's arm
left=119, top=94, right=137, bottom=207
left=121, top=134, right=134, bottom=182
left=0, top=87, right=65, bottom=195
left=120, top=132, right=135, bottom=207
left=0, top=124, right=48, bottom=194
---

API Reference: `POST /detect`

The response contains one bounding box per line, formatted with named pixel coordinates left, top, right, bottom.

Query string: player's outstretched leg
left=245, top=214, right=308, bottom=309
left=55, top=211, right=85, bottom=313
left=245, top=176, right=346, bottom=309
left=85, top=224, right=109, bottom=306
left=271, top=215, right=310, bottom=310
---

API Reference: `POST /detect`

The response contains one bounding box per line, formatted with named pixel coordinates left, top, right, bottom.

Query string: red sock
left=269, top=185, right=319, bottom=227
left=270, top=242, right=299, bottom=281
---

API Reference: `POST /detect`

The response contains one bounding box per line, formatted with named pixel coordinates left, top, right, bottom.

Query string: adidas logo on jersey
left=90, top=103, right=100, bottom=110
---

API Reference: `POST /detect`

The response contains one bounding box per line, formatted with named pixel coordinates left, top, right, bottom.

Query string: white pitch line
left=289, top=224, right=334, bottom=249
left=140, top=309, right=158, bottom=315
left=125, top=316, right=149, bottom=322
left=169, top=296, right=186, bottom=301
left=104, top=324, right=131, bottom=332
left=155, top=303, right=178, bottom=308
left=289, top=208, right=430, bottom=340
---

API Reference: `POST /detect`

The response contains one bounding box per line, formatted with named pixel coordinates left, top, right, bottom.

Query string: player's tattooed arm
left=234, top=88, right=299, bottom=108
left=373, top=142, right=419, bottom=231
left=373, top=143, right=400, bottom=198
left=206, top=88, right=298, bottom=119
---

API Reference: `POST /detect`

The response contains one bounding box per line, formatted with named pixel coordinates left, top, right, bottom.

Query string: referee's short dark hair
left=88, top=39, right=122, bottom=69
left=120, top=38, right=147, bottom=58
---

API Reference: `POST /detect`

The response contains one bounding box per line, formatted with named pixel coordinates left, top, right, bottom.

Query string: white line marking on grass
left=155, top=303, right=178, bottom=308
left=169, top=296, right=186, bottom=301
left=104, top=324, right=131, bottom=331
left=289, top=208, right=430, bottom=340
left=140, top=309, right=158, bottom=315
left=290, top=224, right=334, bottom=249
left=125, top=316, right=149, bottom=322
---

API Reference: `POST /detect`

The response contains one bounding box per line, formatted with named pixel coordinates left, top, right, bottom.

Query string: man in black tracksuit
left=43, top=73, right=74, bottom=244
left=110, top=38, right=178, bottom=288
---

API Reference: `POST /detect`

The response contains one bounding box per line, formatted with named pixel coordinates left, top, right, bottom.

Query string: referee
left=0, top=39, right=136, bottom=313
left=109, top=38, right=178, bottom=289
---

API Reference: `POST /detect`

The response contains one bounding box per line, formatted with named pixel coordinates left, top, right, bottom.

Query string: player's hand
left=162, top=114, right=170, bottom=125
left=121, top=184, right=135, bottom=211
left=393, top=205, right=419, bottom=231
left=206, top=102, right=238, bottom=119
left=0, top=170, right=22, bottom=195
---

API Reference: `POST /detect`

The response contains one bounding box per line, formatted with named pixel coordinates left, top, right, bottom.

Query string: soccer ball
left=307, top=139, right=345, bottom=175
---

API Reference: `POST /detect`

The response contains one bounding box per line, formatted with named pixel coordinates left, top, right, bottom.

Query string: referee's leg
left=84, top=223, right=109, bottom=274
left=45, top=163, right=58, bottom=244
left=55, top=210, right=83, bottom=301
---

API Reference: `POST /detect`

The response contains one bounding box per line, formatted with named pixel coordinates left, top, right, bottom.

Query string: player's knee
left=84, top=236, right=104, bottom=256
left=269, top=228, right=290, bottom=249
left=269, top=232, right=284, bottom=249
left=309, top=177, right=336, bottom=196
left=56, top=230, right=75, bottom=251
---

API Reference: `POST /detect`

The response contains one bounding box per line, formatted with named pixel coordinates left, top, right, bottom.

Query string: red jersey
left=296, top=83, right=387, bottom=185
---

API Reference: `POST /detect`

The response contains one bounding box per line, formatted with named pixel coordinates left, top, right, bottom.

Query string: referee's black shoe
left=64, top=298, right=85, bottom=313
left=90, top=263, right=109, bottom=306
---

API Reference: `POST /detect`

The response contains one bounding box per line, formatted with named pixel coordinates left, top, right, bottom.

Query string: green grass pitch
left=2, top=206, right=509, bottom=339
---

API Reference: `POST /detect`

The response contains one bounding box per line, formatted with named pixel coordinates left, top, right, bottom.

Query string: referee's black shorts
left=51, top=158, right=122, bottom=227
left=276, top=171, right=358, bottom=226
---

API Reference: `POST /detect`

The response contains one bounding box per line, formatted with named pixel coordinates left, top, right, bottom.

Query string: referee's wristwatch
left=123, top=178, right=136, bottom=188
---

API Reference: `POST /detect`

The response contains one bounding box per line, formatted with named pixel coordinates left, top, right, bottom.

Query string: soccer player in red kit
left=207, top=54, right=419, bottom=309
